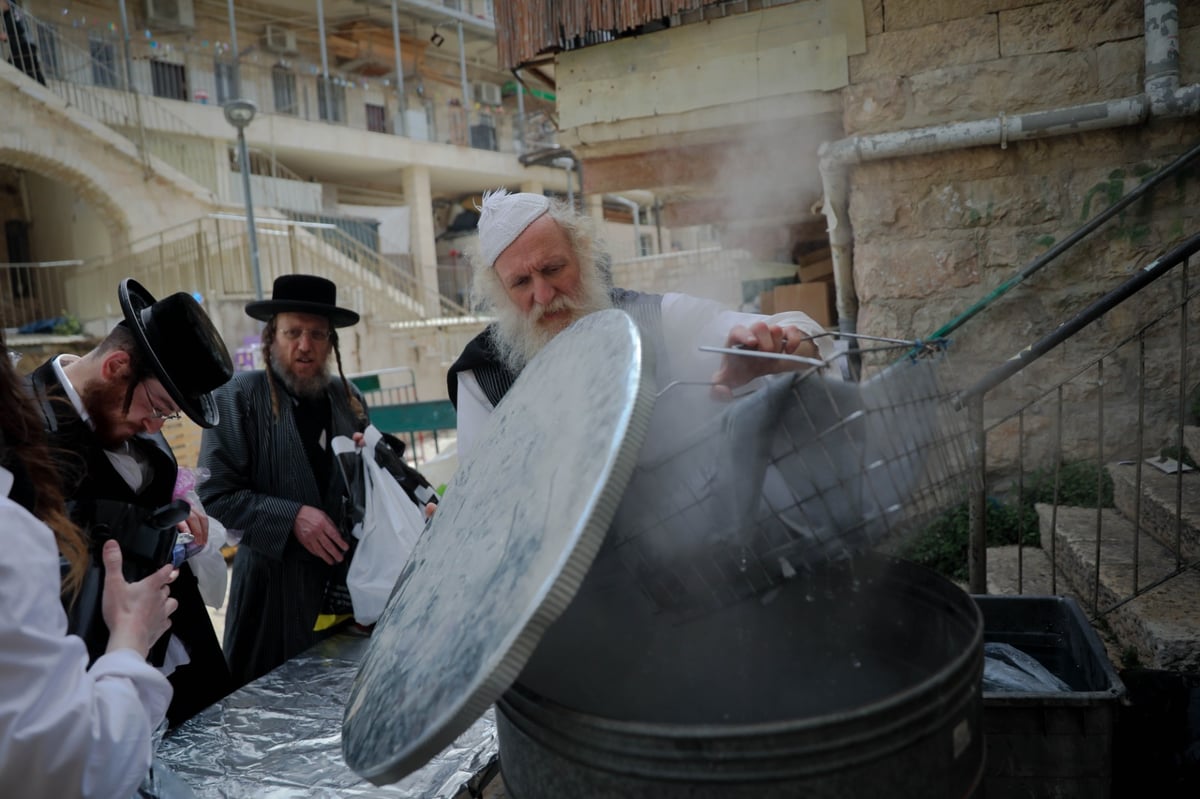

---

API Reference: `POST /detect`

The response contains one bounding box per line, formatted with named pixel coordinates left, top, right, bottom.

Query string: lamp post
left=223, top=99, right=262, bottom=301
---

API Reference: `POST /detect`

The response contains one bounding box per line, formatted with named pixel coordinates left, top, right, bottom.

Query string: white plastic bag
left=333, top=426, right=427, bottom=625
left=189, top=516, right=229, bottom=609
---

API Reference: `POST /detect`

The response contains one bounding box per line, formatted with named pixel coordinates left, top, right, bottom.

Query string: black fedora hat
left=119, top=278, right=235, bottom=429
left=245, top=274, right=360, bottom=328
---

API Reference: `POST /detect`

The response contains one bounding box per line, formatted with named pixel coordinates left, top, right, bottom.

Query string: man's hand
left=102, top=540, right=178, bottom=658
left=710, top=321, right=818, bottom=397
left=294, top=505, right=350, bottom=564
left=179, top=504, right=209, bottom=548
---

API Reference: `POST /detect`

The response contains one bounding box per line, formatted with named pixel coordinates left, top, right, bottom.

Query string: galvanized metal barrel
left=497, top=554, right=984, bottom=798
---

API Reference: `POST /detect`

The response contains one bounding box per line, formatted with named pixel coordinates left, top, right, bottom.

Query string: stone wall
left=843, top=0, right=1200, bottom=474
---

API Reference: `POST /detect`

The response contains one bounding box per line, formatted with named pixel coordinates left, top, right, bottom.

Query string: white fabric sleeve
left=0, top=492, right=172, bottom=799
left=659, top=292, right=836, bottom=384
left=454, top=371, right=495, bottom=460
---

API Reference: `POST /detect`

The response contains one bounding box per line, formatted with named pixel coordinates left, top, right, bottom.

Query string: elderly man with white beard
left=447, top=190, right=835, bottom=458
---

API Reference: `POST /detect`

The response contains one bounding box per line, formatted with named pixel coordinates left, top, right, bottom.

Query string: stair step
left=1108, top=461, right=1200, bottom=560
left=1036, top=503, right=1200, bottom=671
left=986, top=545, right=1061, bottom=596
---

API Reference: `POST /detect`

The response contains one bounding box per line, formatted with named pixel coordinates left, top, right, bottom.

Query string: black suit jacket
left=27, top=359, right=234, bottom=727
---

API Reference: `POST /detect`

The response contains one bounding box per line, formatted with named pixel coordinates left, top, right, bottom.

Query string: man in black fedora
left=198, top=274, right=370, bottom=687
left=26, top=277, right=236, bottom=727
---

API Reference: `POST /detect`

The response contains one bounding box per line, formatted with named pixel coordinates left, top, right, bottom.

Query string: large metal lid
left=342, top=309, right=656, bottom=785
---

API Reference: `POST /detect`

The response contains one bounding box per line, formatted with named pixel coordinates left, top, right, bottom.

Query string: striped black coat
left=197, top=370, right=367, bottom=687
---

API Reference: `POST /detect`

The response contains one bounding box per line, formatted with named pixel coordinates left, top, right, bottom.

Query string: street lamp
left=224, top=99, right=263, bottom=301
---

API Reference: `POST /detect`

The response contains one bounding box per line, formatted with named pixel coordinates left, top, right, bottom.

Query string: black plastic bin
left=972, top=595, right=1126, bottom=799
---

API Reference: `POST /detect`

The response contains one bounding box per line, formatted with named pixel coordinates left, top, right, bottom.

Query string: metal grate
left=608, top=338, right=978, bottom=620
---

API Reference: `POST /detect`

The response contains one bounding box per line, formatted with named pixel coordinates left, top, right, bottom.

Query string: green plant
left=1160, top=446, right=1198, bottom=470
left=901, top=460, right=1112, bottom=582
left=1022, top=460, right=1114, bottom=508
left=51, top=312, right=83, bottom=336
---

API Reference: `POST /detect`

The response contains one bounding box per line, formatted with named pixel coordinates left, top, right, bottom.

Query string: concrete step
left=986, top=545, right=1062, bottom=596
left=1108, top=461, right=1200, bottom=560
left=1036, top=503, right=1200, bottom=671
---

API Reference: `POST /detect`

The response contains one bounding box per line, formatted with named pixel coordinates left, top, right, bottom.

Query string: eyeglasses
left=280, top=327, right=332, bottom=343
left=143, top=383, right=182, bottom=422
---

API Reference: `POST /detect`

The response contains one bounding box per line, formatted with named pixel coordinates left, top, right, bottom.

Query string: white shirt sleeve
left=454, top=371, right=495, bottom=460
left=0, top=486, right=172, bottom=799
left=659, top=292, right=836, bottom=384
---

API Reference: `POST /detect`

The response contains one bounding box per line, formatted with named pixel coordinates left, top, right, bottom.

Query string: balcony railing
left=5, top=4, right=548, bottom=158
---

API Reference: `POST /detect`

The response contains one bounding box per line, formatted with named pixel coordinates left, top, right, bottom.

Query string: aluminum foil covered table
left=157, top=630, right=499, bottom=798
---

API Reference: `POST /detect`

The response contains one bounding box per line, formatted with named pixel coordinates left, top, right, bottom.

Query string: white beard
left=489, top=263, right=613, bottom=374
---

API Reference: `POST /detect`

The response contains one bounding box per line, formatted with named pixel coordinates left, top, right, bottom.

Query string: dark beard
left=270, top=358, right=331, bottom=400
left=80, top=377, right=133, bottom=448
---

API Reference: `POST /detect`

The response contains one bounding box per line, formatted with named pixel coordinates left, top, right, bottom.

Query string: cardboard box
left=797, top=257, right=833, bottom=283
left=772, top=282, right=835, bottom=327
left=759, top=289, right=775, bottom=315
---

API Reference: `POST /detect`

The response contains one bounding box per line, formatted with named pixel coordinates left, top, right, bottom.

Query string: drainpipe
left=817, top=0, right=1200, bottom=344
left=317, top=0, right=331, bottom=122
left=391, top=0, right=407, bottom=136
left=609, top=195, right=642, bottom=257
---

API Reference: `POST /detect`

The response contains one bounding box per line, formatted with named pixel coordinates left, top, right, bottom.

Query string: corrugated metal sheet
left=496, top=1, right=720, bottom=71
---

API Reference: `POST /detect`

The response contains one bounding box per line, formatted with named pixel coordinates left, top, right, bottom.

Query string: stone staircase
left=987, top=427, right=1200, bottom=672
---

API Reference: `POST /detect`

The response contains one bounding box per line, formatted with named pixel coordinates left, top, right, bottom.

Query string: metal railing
left=64, top=214, right=467, bottom=327
left=957, top=233, right=1199, bottom=624
left=0, top=260, right=82, bottom=332
left=6, top=5, right=526, bottom=156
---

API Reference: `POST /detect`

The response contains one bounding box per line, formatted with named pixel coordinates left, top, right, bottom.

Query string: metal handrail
left=958, top=231, right=1200, bottom=405
left=927, top=139, right=1200, bottom=344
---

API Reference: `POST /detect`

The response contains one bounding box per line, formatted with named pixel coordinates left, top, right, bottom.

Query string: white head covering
left=477, top=189, right=550, bottom=268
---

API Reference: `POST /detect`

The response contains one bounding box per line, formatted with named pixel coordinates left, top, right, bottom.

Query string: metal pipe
left=236, top=129, right=263, bottom=301
left=457, top=21, right=471, bottom=111
left=515, top=71, right=527, bottom=153
left=390, top=0, right=406, bottom=136
left=817, top=0, right=1199, bottom=347
left=226, top=0, right=240, bottom=97
left=608, top=195, right=642, bottom=257
left=317, top=0, right=331, bottom=121
left=115, top=0, right=150, bottom=176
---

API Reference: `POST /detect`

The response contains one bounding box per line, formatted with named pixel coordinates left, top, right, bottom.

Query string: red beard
left=80, top=377, right=135, bottom=448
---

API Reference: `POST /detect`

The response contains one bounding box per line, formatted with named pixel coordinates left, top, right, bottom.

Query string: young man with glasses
left=25, top=278, right=237, bottom=727
left=198, top=274, right=370, bottom=687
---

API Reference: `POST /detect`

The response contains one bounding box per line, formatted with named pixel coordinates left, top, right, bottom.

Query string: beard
left=489, top=262, right=613, bottom=374
left=270, top=342, right=332, bottom=399
left=80, top=376, right=135, bottom=448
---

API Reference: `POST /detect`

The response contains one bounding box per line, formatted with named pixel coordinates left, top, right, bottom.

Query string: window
left=316, top=76, right=346, bottom=123
left=214, top=59, right=237, bottom=105
left=272, top=65, right=297, bottom=115
left=35, top=25, right=61, bottom=80
left=365, top=103, right=387, bottom=133
left=150, top=59, right=187, bottom=101
left=639, top=234, right=656, bottom=257
left=89, top=37, right=119, bottom=88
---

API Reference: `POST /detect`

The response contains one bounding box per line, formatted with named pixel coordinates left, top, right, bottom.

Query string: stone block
left=850, top=15, right=998, bottom=83
left=908, top=52, right=1097, bottom=122
left=910, top=175, right=1065, bottom=232
left=1108, top=462, right=1200, bottom=561
left=999, top=0, right=1143, bottom=57
left=862, top=0, right=883, bottom=35
left=853, top=235, right=981, bottom=303
left=883, top=0, right=1029, bottom=31
left=843, top=76, right=908, bottom=134
left=1096, top=38, right=1144, bottom=97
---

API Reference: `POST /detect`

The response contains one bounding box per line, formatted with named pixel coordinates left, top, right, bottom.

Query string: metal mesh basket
left=607, top=339, right=978, bottom=620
